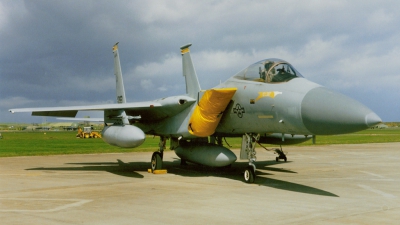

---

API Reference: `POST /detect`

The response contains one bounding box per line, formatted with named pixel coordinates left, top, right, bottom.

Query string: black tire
left=244, top=166, right=255, bottom=183
left=276, top=157, right=279, bottom=162
left=284, top=156, right=287, bottom=162
left=151, top=152, right=162, bottom=171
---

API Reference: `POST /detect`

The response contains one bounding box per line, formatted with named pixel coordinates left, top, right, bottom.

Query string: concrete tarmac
left=1, top=143, right=400, bottom=224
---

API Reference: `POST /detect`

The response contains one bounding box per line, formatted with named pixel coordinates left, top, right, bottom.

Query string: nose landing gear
left=244, top=165, right=256, bottom=183
left=241, top=133, right=260, bottom=183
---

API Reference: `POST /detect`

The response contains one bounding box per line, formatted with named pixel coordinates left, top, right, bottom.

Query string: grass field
left=0, top=128, right=399, bottom=157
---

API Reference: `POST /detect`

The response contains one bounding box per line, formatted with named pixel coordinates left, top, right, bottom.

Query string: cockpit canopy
left=233, top=59, right=303, bottom=83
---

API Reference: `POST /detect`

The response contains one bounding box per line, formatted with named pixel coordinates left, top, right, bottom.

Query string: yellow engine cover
left=188, top=88, right=237, bottom=137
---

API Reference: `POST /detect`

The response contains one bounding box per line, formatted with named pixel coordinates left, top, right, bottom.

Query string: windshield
left=234, top=59, right=303, bottom=83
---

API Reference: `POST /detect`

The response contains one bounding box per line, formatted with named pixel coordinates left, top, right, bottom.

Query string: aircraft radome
left=9, top=43, right=382, bottom=183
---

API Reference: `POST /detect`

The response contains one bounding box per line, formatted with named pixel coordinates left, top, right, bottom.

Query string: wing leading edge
left=9, top=96, right=196, bottom=122
left=9, top=101, right=160, bottom=117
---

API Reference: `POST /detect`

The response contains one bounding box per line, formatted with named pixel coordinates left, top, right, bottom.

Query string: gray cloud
left=2, top=0, right=399, bottom=123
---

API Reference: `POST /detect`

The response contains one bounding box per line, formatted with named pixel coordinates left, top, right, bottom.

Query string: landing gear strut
left=242, top=133, right=259, bottom=183
left=151, top=136, right=167, bottom=172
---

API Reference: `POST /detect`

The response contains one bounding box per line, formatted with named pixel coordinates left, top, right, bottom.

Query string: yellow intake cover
left=188, top=88, right=237, bottom=137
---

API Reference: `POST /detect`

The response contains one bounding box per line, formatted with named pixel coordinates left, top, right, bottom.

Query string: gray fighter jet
left=9, top=43, right=382, bottom=183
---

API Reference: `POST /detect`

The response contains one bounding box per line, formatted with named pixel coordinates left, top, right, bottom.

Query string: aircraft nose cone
left=365, top=112, right=382, bottom=127
left=301, top=87, right=382, bottom=135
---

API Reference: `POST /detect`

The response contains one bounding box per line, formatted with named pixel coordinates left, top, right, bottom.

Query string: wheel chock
left=147, top=169, right=168, bottom=174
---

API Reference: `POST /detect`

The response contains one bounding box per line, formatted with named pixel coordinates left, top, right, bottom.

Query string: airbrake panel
left=188, top=88, right=237, bottom=137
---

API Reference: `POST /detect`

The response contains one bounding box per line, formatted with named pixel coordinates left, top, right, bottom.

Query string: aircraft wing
left=9, top=97, right=195, bottom=122
left=57, top=117, right=105, bottom=122
left=9, top=101, right=160, bottom=116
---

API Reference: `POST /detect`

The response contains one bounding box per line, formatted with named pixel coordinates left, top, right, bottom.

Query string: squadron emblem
left=233, top=103, right=245, bottom=118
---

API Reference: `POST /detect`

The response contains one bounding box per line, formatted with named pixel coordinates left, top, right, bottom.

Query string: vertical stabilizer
left=181, top=44, right=201, bottom=98
left=113, top=42, right=126, bottom=104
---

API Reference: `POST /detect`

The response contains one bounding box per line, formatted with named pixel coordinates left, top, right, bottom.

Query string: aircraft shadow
left=26, top=159, right=338, bottom=197
left=26, top=160, right=146, bottom=178
left=255, top=176, right=338, bottom=197
left=167, top=159, right=338, bottom=197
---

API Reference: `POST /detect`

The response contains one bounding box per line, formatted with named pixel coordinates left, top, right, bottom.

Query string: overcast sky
left=1, top=0, right=399, bottom=123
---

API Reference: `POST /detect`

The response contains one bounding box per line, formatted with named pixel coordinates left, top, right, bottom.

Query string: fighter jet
left=9, top=43, right=382, bottom=183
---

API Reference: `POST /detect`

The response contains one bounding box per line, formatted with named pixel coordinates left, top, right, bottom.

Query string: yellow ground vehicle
left=76, top=127, right=102, bottom=139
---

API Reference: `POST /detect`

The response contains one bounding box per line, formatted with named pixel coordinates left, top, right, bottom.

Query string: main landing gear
left=151, top=152, right=162, bottom=171
left=274, top=146, right=287, bottom=162
left=151, top=136, right=166, bottom=172
left=256, top=141, right=288, bottom=162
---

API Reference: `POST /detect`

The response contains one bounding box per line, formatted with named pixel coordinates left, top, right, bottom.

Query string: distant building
left=374, top=124, right=388, bottom=129
left=35, top=126, right=50, bottom=131
left=61, top=126, right=78, bottom=131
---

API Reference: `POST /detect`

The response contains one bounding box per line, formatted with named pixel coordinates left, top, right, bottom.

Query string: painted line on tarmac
left=359, top=171, right=386, bottom=178
left=358, top=185, right=396, bottom=199
left=294, top=154, right=318, bottom=159
left=0, top=198, right=93, bottom=212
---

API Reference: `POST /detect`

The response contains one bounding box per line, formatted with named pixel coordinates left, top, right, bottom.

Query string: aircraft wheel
left=276, top=157, right=279, bottom=162
left=284, top=156, right=287, bottom=162
left=151, top=152, right=162, bottom=171
left=244, top=166, right=255, bottom=183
